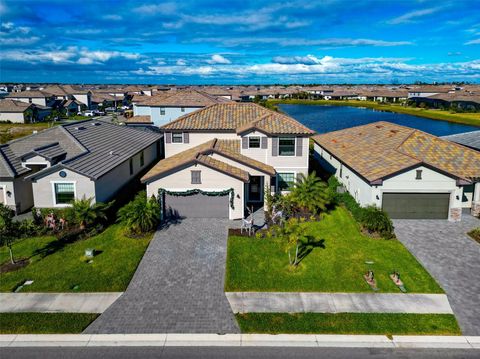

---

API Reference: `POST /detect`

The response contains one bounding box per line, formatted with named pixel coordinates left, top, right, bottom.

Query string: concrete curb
left=0, top=334, right=478, bottom=349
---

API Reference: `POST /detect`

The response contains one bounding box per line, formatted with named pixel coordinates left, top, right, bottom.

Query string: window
left=54, top=183, right=74, bottom=204
left=339, top=164, right=343, bottom=178
left=191, top=170, right=201, bottom=184
left=416, top=169, right=422, bottom=180
left=140, top=151, right=144, bottom=167
left=129, top=158, right=133, bottom=175
left=277, top=173, right=295, bottom=191
left=248, top=136, right=260, bottom=148
left=172, top=133, right=183, bottom=143
left=278, top=137, right=295, bottom=156
left=181, top=107, right=185, bottom=112
left=160, top=107, right=165, bottom=115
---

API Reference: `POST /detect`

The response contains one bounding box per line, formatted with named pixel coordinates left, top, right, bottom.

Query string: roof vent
left=74, top=126, right=86, bottom=130
left=109, top=150, right=116, bottom=156
left=91, top=122, right=100, bottom=126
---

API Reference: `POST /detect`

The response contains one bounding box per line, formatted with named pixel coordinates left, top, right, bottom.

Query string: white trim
left=0, top=185, right=6, bottom=205
left=50, top=181, right=77, bottom=207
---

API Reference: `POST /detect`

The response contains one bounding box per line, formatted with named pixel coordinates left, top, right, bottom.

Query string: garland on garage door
left=158, top=188, right=235, bottom=210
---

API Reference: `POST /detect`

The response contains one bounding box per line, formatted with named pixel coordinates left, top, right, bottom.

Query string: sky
left=0, top=0, right=479, bottom=84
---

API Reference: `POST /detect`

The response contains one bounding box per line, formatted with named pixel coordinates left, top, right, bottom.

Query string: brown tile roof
left=162, top=102, right=314, bottom=135
left=136, top=89, right=229, bottom=107
left=0, top=99, right=33, bottom=112
left=141, top=139, right=250, bottom=183
left=313, top=121, right=480, bottom=183
left=125, top=115, right=153, bottom=124
left=7, top=90, right=51, bottom=98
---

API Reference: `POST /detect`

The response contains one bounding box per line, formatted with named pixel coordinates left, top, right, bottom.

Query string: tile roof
left=442, top=131, right=480, bottom=151
left=7, top=90, right=51, bottom=98
left=0, top=99, right=33, bottom=112
left=125, top=115, right=153, bottom=124
left=23, top=142, right=67, bottom=161
left=162, top=102, right=314, bottom=135
left=1, top=120, right=162, bottom=180
left=136, top=89, right=229, bottom=107
left=313, top=121, right=480, bottom=183
left=141, top=138, right=275, bottom=183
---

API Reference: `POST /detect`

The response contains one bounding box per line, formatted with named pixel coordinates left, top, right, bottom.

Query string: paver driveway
left=393, top=214, right=480, bottom=335
left=84, top=218, right=240, bottom=334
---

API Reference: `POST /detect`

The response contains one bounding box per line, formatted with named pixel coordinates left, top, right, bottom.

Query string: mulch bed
left=0, top=258, right=29, bottom=274
left=468, top=229, right=480, bottom=244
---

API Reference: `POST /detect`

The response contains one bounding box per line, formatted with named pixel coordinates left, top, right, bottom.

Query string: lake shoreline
left=268, top=99, right=480, bottom=128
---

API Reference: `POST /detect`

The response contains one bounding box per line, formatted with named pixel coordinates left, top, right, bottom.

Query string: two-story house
left=141, top=102, right=314, bottom=220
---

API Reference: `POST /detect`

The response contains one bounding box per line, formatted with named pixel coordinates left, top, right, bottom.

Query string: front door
left=248, top=176, right=263, bottom=202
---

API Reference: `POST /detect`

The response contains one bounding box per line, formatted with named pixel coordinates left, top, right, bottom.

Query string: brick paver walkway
left=393, top=214, right=480, bottom=335
left=84, top=218, right=240, bottom=334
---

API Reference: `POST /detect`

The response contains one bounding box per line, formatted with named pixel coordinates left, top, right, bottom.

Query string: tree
left=117, top=191, right=160, bottom=235
left=68, top=197, right=111, bottom=230
left=290, top=172, right=330, bottom=215
left=0, top=203, right=16, bottom=264
left=268, top=217, right=309, bottom=266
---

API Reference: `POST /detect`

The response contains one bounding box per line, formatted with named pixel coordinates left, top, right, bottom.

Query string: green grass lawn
left=0, top=122, right=54, bottom=144
left=236, top=313, right=461, bottom=335
left=225, top=207, right=443, bottom=293
left=0, top=313, right=98, bottom=334
left=268, top=99, right=480, bottom=127
left=0, top=224, right=152, bottom=292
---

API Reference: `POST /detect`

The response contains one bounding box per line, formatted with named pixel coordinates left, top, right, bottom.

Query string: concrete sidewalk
left=0, top=334, right=478, bottom=349
left=0, top=293, right=123, bottom=313
left=226, top=292, right=453, bottom=314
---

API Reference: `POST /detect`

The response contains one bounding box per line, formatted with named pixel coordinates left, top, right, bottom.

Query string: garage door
left=164, top=193, right=229, bottom=219
left=382, top=193, right=450, bottom=219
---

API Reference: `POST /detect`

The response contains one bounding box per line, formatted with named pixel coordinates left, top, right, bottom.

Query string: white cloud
left=0, top=22, right=37, bottom=45
left=133, top=3, right=177, bottom=15
left=272, top=54, right=322, bottom=64
left=102, top=14, right=122, bottom=21
left=207, top=54, right=231, bottom=64
left=387, top=7, right=441, bottom=25
left=176, top=59, right=187, bottom=66
left=465, top=38, right=480, bottom=45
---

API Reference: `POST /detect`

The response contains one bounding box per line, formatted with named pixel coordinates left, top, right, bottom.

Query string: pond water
left=278, top=104, right=479, bottom=136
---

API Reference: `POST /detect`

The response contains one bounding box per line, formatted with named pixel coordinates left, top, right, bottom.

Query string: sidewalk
left=226, top=292, right=453, bottom=314
left=0, top=334, right=478, bottom=349
left=0, top=293, right=123, bottom=313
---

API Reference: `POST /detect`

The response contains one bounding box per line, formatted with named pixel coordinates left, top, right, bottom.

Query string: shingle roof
left=442, top=131, right=480, bottom=151
left=136, top=89, right=229, bottom=107
left=125, top=115, right=153, bottom=124
left=162, top=102, right=314, bottom=135
left=0, top=99, right=33, bottom=113
left=313, top=121, right=480, bottom=183
left=141, top=137, right=275, bottom=183
left=0, top=120, right=162, bottom=180
left=7, top=90, right=50, bottom=98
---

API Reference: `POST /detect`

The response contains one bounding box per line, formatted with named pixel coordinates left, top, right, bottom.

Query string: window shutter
left=242, top=137, right=248, bottom=149
left=261, top=137, right=268, bottom=149
left=296, top=137, right=303, bottom=157
left=165, top=132, right=172, bottom=143
left=272, top=137, right=278, bottom=156
left=183, top=132, right=189, bottom=143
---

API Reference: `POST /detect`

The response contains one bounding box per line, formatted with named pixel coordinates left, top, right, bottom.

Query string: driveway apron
left=84, top=218, right=240, bottom=334
left=393, top=215, right=480, bottom=335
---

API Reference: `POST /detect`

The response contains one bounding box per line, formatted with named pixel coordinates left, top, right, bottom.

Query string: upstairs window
left=172, top=133, right=183, bottom=143
left=191, top=170, right=201, bottom=184
left=248, top=136, right=260, bottom=148
left=160, top=107, right=165, bottom=115
left=54, top=183, right=75, bottom=205
left=278, top=137, right=295, bottom=156
left=181, top=107, right=185, bottom=112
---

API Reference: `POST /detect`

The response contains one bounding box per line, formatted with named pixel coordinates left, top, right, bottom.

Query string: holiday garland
left=158, top=188, right=235, bottom=216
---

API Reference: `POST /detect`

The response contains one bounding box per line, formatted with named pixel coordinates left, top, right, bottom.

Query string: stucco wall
left=9, top=97, right=47, bottom=106
left=0, top=180, right=16, bottom=209
left=13, top=176, right=34, bottom=213
left=164, top=132, right=238, bottom=157
left=0, top=111, right=25, bottom=123
left=145, top=163, right=244, bottom=219
left=134, top=105, right=202, bottom=127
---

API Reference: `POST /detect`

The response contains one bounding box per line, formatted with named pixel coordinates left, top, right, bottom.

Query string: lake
left=278, top=104, right=480, bottom=136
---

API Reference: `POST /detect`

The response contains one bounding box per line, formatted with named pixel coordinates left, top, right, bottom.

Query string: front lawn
left=0, top=224, right=152, bottom=292
left=0, top=313, right=98, bottom=334
left=225, top=207, right=443, bottom=293
left=236, top=313, right=460, bottom=335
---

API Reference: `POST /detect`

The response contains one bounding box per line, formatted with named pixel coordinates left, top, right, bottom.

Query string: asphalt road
left=2, top=347, right=479, bottom=359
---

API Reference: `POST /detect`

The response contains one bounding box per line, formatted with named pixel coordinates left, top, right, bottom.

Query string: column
left=472, top=182, right=480, bottom=217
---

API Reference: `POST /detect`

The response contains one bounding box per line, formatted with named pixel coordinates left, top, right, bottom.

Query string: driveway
left=84, top=218, right=239, bottom=334
left=393, top=214, right=480, bottom=335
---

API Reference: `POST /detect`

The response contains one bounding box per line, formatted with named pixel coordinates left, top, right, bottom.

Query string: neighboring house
left=133, top=90, right=230, bottom=127
left=357, top=90, right=408, bottom=103
left=407, top=86, right=453, bottom=99
left=41, top=85, right=92, bottom=109
left=0, top=100, right=34, bottom=123
left=141, top=102, right=314, bottom=220
left=7, top=90, right=55, bottom=107
left=124, top=115, right=154, bottom=127
left=0, top=119, right=162, bottom=213
left=442, top=130, right=480, bottom=152
left=313, top=121, right=480, bottom=221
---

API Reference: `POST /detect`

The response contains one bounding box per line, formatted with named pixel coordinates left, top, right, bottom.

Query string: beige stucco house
left=142, top=102, right=314, bottom=220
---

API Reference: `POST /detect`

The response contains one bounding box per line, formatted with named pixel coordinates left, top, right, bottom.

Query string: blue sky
left=0, top=0, right=479, bottom=84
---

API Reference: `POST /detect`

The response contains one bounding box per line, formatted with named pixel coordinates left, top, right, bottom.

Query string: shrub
left=290, top=172, right=331, bottom=215
left=360, top=206, right=395, bottom=239
left=117, top=191, right=160, bottom=235
left=468, top=228, right=480, bottom=243
left=66, top=197, right=112, bottom=230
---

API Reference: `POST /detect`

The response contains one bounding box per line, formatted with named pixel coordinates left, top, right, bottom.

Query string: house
left=0, top=119, right=162, bottom=213
left=442, top=130, right=480, bottom=152
left=313, top=122, right=480, bottom=221
left=407, top=86, right=453, bottom=99
left=41, top=85, right=92, bottom=109
left=133, top=90, right=231, bottom=127
left=141, top=102, right=314, bottom=220
left=7, top=90, right=55, bottom=107
left=357, top=90, right=408, bottom=103
left=0, top=100, right=34, bottom=123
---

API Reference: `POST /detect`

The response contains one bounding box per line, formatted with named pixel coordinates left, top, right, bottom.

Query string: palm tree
left=290, top=172, right=330, bottom=215
left=118, top=191, right=160, bottom=235
left=69, top=197, right=110, bottom=230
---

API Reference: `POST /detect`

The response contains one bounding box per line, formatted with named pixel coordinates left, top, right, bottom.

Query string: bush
left=360, top=206, right=395, bottom=239
left=117, top=191, right=160, bottom=235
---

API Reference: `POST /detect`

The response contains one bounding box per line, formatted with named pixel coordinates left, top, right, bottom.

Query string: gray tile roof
left=0, top=120, right=162, bottom=180
left=442, top=131, right=480, bottom=151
